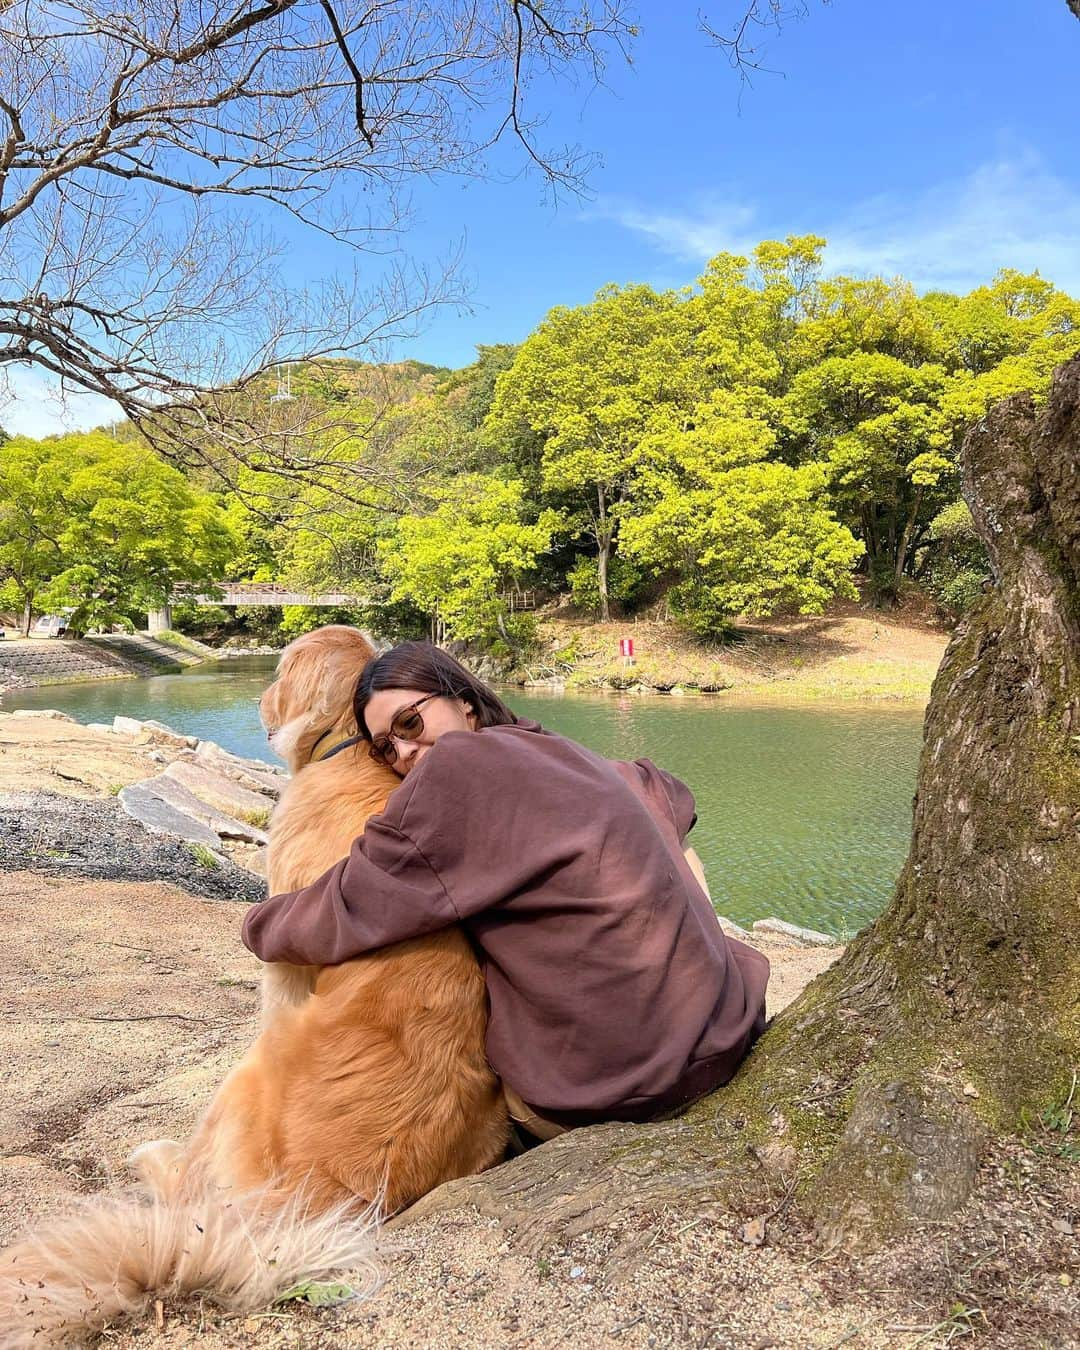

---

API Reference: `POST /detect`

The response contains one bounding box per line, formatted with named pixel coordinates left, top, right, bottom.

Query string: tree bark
left=395, top=357, right=1080, bottom=1254
left=893, top=484, right=923, bottom=593
left=596, top=483, right=611, bottom=623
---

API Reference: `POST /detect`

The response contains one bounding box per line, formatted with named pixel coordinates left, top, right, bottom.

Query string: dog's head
left=260, top=625, right=376, bottom=770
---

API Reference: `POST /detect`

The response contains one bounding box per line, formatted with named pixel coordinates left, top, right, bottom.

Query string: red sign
left=619, top=637, right=635, bottom=658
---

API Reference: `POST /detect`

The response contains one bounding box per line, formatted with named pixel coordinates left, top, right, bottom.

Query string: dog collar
left=308, top=730, right=364, bottom=764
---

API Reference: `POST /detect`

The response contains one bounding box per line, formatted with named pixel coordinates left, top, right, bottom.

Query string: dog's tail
left=0, top=1183, right=380, bottom=1348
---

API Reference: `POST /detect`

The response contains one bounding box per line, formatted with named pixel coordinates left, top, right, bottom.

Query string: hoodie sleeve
left=630, top=758, right=697, bottom=841
left=241, top=813, right=460, bottom=965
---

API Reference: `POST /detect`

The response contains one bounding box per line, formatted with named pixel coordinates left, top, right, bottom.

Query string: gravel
left=0, top=790, right=267, bottom=902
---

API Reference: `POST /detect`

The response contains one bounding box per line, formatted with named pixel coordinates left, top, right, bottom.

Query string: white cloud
left=597, top=152, right=1080, bottom=295
left=0, top=366, right=124, bottom=439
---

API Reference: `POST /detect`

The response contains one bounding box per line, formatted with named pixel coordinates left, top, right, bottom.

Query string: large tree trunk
left=396, top=358, right=1079, bottom=1252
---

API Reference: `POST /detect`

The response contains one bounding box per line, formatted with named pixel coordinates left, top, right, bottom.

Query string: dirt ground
left=536, top=596, right=950, bottom=702
left=2, top=867, right=1076, bottom=1348
left=0, top=713, right=165, bottom=797
left=2, top=695, right=1076, bottom=1349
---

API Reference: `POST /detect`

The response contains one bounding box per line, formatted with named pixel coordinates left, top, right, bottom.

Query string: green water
left=2, top=658, right=924, bottom=937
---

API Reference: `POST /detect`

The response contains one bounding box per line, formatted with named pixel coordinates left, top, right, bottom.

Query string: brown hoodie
left=242, top=720, right=769, bottom=1125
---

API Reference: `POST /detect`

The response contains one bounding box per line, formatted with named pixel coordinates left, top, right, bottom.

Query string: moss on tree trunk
left=395, top=359, right=1080, bottom=1251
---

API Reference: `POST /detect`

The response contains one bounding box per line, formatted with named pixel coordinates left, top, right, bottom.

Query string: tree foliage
left=7, top=241, right=1079, bottom=648
left=0, top=433, right=234, bottom=634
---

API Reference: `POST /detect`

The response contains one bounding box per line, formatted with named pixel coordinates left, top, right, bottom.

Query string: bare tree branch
left=700, top=2, right=826, bottom=82
left=0, top=0, right=634, bottom=498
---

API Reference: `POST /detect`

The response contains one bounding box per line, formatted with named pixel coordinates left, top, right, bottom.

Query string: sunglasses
left=368, top=693, right=440, bottom=766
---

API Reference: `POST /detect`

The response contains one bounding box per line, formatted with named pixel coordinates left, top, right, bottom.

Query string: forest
left=3, top=237, right=1078, bottom=646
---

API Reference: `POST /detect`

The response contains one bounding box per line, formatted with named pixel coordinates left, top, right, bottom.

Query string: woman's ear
left=461, top=698, right=478, bottom=730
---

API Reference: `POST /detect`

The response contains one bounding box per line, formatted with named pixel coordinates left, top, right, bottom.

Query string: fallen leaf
left=1051, top=1218, right=1074, bottom=1236
left=272, top=1279, right=356, bottom=1308
left=740, top=1216, right=767, bottom=1247
left=962, top=1082, right=980, bottom=1099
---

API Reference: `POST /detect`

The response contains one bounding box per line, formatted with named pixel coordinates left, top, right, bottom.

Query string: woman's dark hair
left=353, top=641, right=517, bottom=739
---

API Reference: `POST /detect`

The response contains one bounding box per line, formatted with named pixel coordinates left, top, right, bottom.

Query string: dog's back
left=241, top=744, right=508, bottom=1211
left=258, top=748, right=398, bottom=1014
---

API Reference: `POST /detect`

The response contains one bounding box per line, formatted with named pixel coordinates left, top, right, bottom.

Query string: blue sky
left=7, top=0, right=1080, bottom=434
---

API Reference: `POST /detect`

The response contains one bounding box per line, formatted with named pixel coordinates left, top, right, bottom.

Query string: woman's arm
left=684, top=846, right=711, bottom=901
left=242, top=815, right=459, bottom=965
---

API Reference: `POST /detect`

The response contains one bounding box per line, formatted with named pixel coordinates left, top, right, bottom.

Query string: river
left=3, top=656, right=924, bottom=937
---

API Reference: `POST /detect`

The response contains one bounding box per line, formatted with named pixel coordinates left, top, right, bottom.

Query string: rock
left=143, top=773, right=269, bottom=845
left=752, top=918, right=836, bottom=947
left=163, top=760, right=274, bottom=826
left=716, top=914, right=752, bottom=939
left=85, top=722, right=114, bottom=734
left=117, top=782, right=222, bottom=849
left=11, top=709, right=75, bottom=721
left=142, top=718, right=199, bottom=748
left=112, top=715, right=196, bottom=749
left=192, top=740, right=285, bottom=795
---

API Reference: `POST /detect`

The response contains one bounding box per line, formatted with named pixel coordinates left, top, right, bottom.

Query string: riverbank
left=523, top=597, right=950, bottom=703
left=0, top=711, right=282, bottom=881
left=1, top=598, right=950, bottom=705
left=1, top=872, right=1072, bottom=1347
left=0, top=631, right=278, bottom=697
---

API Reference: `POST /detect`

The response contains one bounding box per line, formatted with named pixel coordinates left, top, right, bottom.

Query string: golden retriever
left=0, top=625, right=508, bottom=1346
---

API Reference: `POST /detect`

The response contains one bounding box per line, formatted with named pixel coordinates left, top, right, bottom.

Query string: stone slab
left=716, top=914, right=752, bottom=940
left=112, top=715, right=197, bottom=749
left=192, top=740, right=286, bottom=796
left=144, top=774, right=269, bottom=845
left=117, top=782, right=222, bottom=850
left=163, top=760, right=274, bottom=826
left=7, top=709, right=75, bottom=721
left=752, top=917, right=837, bottom=947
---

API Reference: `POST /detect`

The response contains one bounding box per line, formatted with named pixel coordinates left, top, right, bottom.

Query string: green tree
left=485, top=285, right=700, bottom=620
left=782, top=352, right=952, bottom=601
left=920, top=499, right=988, bottom=615
left=14, top=434, right=237, bottom=634
left=621, top=425, right=863, bottom=635
left=378, top=477, right=559, bottom=642
left=0, top=437, right=68, bottom=633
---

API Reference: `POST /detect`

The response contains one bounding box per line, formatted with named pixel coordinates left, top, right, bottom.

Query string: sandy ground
left=3, top=869, right=1076, bottom=1348
left=0, top=713, right=164, bottom=797
left=2, top=700, right=1076, bottom=1348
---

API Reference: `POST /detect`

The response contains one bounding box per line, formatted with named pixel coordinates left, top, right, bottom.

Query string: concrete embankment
left=0, top=633, right=206, bottom=694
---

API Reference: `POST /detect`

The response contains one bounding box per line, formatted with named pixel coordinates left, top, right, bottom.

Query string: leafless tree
left=699, top=2, right=823, bottom=83
left=704, top=1, right=1079, bottom=82
left=0, top=1, right=632, bottom=495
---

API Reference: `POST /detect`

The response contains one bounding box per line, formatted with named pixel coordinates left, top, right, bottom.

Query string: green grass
left=235, top=805, right=272, bottom=829
left=187, top=842, right=222, bottom=870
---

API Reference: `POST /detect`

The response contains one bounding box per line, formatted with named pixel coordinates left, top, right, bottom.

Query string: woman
left=242, top=641, right=769, bottom=1143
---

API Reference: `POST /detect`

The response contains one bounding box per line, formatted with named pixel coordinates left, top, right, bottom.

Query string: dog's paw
left=128, top=1138, right=184, bottom=1195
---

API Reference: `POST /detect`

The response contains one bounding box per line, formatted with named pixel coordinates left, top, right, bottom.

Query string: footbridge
left=148, top=583, right=362, bottom=633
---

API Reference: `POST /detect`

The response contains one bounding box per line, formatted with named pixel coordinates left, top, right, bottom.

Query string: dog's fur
left=0, top=626, right=508, bottom=1347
